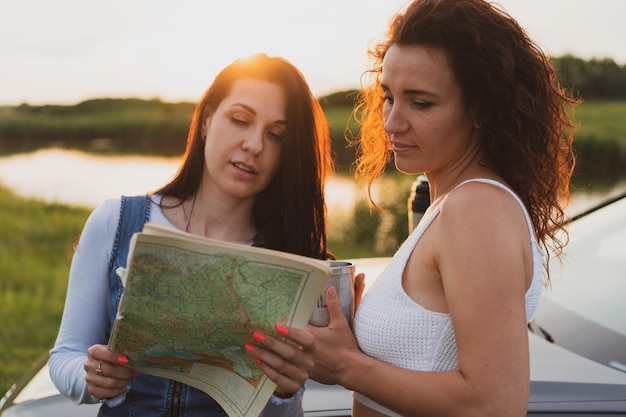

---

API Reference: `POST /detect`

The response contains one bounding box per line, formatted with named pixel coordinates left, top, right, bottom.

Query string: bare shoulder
left=436, top=180, right=530, bottom=245
left=440, top=180, right=524, bottom=221
left=435, top=180, right=532, bottom=300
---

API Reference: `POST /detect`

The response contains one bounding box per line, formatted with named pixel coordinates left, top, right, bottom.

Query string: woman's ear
left=201, top=117, right=210, bottom=142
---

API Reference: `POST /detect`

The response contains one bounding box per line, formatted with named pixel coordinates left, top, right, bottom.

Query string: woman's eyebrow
left=229, top=103, right=287, bottom=126
left=381, top=83, right=439, bottom=98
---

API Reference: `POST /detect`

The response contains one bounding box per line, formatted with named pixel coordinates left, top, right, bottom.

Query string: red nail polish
left=276, top=325, right=289, bottom=335
left=255, top=357, right=262, bottom=364
left=245, top=343, right=255, bottom=352
left=252, top=332, right=265, bottom=342
left=133, top=372, right=138, bottom=379
left=117, top=356, right=129, bottom=365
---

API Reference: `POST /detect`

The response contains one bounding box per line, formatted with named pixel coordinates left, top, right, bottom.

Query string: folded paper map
left=108, top=223, right=331, bottom=417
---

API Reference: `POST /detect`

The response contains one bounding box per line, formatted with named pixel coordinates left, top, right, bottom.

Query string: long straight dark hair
left=155, top=54, right=333, bottom=259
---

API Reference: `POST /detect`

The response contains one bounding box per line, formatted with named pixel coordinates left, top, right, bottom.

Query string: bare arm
left=311, top=184, right=532, bottom=417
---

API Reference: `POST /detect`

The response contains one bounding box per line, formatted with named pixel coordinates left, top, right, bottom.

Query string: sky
left=1, top=0, right=625, bottom=106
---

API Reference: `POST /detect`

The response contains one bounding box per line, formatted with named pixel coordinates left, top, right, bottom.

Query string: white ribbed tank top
left=352, top=178, right=544, bottom=416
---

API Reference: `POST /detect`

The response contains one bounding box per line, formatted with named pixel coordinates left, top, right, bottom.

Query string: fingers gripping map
left=108, top=223, right=330, bottom=417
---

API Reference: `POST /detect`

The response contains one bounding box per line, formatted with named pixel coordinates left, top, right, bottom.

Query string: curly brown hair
left=353, top=0, right=579, bottom=258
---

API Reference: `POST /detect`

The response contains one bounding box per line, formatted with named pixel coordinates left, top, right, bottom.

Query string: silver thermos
left=407, top=175, right=430, bottom=233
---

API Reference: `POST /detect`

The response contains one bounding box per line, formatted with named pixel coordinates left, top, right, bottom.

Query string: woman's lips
left=391, top=141, right=415, bottom=152
left=231, top=161, right=258, bottom=176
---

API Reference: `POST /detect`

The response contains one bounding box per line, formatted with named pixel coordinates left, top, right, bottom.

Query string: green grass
left=0, top=185, right=90, bottom=395
left=575, top=100, right=626, bottom=142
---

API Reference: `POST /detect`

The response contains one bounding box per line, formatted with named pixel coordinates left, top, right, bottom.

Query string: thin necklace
left=181, top=194, right=255, bottom=243
left=181, top=194, right=197, bottom=233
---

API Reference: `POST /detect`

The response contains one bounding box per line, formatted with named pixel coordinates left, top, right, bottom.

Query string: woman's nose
left=384, top=105, right=409, bottom=134
left=241, top=130, right=264, bottom=154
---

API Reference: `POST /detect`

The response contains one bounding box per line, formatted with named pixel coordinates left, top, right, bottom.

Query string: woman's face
left=202, top=78, right=286, bottom=203
left=381, top=44, right=479, bottom=176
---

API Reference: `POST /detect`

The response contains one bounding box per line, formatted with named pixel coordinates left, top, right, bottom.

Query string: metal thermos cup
left=309, top=261, right=355, bottom=327
left=408, top=175, right=430, bottom=233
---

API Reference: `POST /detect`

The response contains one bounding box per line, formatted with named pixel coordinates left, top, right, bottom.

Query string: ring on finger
left=95, top=360, right=104, bottom=377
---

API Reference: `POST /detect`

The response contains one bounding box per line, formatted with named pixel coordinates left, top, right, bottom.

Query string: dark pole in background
left=407, top=175, right=430, bottom=233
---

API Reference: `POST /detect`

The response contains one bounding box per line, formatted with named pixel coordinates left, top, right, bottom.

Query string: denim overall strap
left=106, top=195, right=152, bottom=336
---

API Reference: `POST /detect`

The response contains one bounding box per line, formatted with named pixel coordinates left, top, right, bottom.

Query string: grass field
left=575, top=100, right=626, bottom=142
left=0, top=186, right=90, bottom=396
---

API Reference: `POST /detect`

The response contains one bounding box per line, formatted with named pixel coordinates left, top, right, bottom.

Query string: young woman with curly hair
left=310, top=1, right=578, bottom=416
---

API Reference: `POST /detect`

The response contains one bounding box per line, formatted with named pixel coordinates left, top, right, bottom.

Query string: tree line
left=1, top=54, right=625, bottom=170
left=552, top=55, right=626, bottom=99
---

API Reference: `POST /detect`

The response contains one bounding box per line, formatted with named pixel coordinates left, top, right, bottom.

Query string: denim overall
left=100, top=195, right=228, bottom=417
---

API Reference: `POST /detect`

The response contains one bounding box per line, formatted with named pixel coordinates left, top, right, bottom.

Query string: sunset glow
left=1, top=0, right=624, bottom=105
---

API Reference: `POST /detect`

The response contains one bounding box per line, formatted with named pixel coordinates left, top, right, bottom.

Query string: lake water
left=1, top=148, right=625, bottom=219
left=0, top=148, right=369, bottom=222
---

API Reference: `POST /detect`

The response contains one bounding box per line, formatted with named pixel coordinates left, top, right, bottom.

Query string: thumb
left=326, top=286, right=347, bottom=325
left=354, top=272, right=366, bottom=308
